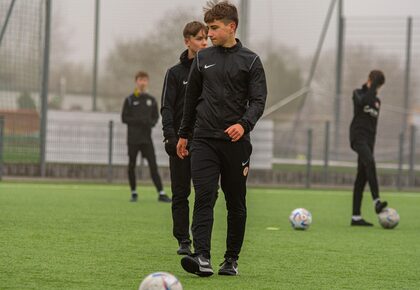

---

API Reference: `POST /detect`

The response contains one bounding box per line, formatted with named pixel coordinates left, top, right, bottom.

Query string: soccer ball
left=378, top=208, right=400, bottom=229
left=289, top=208, right=312, bottom=230
left=138, top=272, right=182, bottom=290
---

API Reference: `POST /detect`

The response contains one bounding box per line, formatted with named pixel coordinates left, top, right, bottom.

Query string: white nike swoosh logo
left=204, top=64, right=216, bottom=69
left=183, top=81, right=188, bottom=85
left=242, top=159, right=250, bottom=166
left=198, top=258, right=210, bottom=266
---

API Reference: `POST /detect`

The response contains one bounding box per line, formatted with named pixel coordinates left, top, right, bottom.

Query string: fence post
left=92, top=0, right=100, bottom=111
left=409, top=125, right=416, bottom=187
left=402, top=17, right=412, bottom=136
left=107, top=120, right=113, bottom=183
left=334, top=0, right=344, bottom=160
left=306, top=128, right=313, bottom=189
left=323, top=121, right=330, bottom=183
left=397, top=132, right=404, bottom=191
left=0, top=116, right=4, bottom=181
left=40, top=0, right=51, bottom=177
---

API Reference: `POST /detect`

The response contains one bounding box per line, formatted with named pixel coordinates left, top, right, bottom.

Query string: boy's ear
left=230, top=21, right=237, bottom=32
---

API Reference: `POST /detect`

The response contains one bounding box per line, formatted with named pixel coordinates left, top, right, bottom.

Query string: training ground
left=1, top=182, right=419, bottom=289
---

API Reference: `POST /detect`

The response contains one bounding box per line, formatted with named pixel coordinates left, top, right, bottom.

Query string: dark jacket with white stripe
left=121, top=92, right=159, bottom=144
left=349, top=84, right=381, bottom=146
left=160, top=50, right=192, bottom=140
left=178, top=39, right=267, bottom=142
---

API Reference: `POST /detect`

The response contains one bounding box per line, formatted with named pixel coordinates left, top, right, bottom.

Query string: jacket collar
left=361, top=84, right=379, bottom=98
left=180, top=49, right=193, bottom=68
left=217, top=38, right=242, bottom=53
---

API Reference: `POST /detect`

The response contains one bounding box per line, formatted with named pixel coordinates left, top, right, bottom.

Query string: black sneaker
left=375, top=200, right=388, bottom=214
left=218, top=257, right=239, bottom=276
left=130, top=194, right=138, bottom=202
left=351, top=219, right=373, bottom=226
left=181, top=254, right=214, bottom=277
left=177, top=241, right=192, bottom=256
left=158, top=194, right=172, bottom=203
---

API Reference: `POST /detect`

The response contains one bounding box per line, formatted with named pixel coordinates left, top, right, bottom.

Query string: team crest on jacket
left=146, top=99, right=152, bottom=106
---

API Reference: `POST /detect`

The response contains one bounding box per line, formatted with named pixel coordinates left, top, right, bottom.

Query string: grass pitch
left=1, top=182, right=419, bottom=289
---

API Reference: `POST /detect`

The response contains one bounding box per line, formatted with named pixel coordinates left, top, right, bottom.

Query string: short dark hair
left=183, top=21, right=208, bottom=38
left=204, top=1, right=238, bottom=30
left=369, top=70, right=385, bottom=86
left=135, top=71, right=149, bottom=80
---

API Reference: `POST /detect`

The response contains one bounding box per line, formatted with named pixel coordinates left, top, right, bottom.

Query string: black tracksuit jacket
left=121, top=92, right=159, bottom=144
left=349, top=84, right=381, bottom=146
left=178, top=39, right=267, bottom=141
left=161, top=50, right=193, bottom=140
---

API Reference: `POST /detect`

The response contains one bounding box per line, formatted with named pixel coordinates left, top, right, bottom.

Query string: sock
left=352, top=215, right=362, bottom=221
left=159, top=190, right=166, bottom=196
left=373, top=198, right=380, bottom=205
left=131, top=190, right=137, bottom=195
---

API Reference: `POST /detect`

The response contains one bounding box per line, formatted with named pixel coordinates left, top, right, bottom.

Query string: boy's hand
left=176, top=138, right=189, bottom=159
left=225, top=124, right=244, bottom=142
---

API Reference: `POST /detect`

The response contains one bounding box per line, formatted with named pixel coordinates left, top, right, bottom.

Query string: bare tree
left=259, top=44, right=304, bottom=121
left=99, top=10, right=197, bottom=111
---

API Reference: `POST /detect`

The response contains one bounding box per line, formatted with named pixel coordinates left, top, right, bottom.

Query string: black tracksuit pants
left=170, top=155, right=192, bottom=243
left=128, top=143, right=163, bottom=193
left=351, top=141, right=379, bottom=215
left=190, top=138, right=252, bottom=260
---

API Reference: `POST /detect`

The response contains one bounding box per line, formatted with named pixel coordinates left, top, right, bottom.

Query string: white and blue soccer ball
left=289, top=208, right=312, bottom=230
left=378, top=208, right=400, bottom=229
left=139, top=272, right=182, bottom=290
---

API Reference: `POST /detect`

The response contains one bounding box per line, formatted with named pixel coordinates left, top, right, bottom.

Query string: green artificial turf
left=1, top=182, right=419, bottom=289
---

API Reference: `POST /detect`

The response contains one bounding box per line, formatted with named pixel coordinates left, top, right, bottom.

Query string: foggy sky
left=53, top=0, right=420, bottom=63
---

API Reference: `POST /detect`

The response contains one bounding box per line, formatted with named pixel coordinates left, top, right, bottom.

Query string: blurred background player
left=161, top=21, right=208, bottom=255
left=122, top=71, right=171, bottom=203
left=177, top=1, right=267, bottom=277
left=349, top=70, right=388, bottom=226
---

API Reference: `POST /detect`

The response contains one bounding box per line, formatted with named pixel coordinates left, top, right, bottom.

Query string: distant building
left=0, top=109, right=40, bottom=135
left=0, top=90, right=106, bottom=112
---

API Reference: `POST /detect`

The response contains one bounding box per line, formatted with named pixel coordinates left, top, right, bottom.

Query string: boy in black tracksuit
left=161, top=21, right=208, bottom=256
left=176, top=2, right=267, bottom=277
left=349, top=70, right=388, bottom=226
left=122, top=71, right=171, bottom=203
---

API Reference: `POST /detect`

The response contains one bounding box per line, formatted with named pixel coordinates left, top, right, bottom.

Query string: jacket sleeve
left=151, top=97, right=159, bottom=127
left=237, top=56, right=267, bottom=134
left=160, top=69, right=178, bottom=139
left=178, top=55, right=202, bottom=139
left=121, top=98, right=137, bottom=125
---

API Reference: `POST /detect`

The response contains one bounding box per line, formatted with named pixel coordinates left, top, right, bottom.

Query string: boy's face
left=185, top=29, right=208, bottom=54
left=135, top=77, right=149, bottom=91
left=206, top=20, right=236, bottom=46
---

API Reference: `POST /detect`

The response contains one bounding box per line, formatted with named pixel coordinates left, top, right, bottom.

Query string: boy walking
left=161, top=21, right=208, bottom=255
left=177, top=1, right=267, bottom=276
